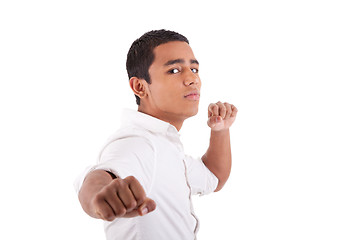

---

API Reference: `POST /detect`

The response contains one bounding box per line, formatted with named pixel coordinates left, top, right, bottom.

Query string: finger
left=209, top=103, right=219, bottom=117
left=125, top=176, right=147, bottom=207
left=223, top=102, right=232, bottom=119
left=93, top=194, right=116, bottom=221
left=208, top=103, right=219, bottom=117
left=123, top=197, right=157, bottom=218
left=217, top=102, right=226, bottom=119
left=138, top=197, right=157, bottom=216
left=230, top=105, right=238, bottom=118
left=117, top=178, right=138, bottom=212
left=207, top=115, right=222, bottom=128
left=104, top=190, right=127, bottom=218
left=123, top=208, right=141, bottom=218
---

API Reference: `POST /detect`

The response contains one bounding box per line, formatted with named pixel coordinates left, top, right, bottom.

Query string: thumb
left=207, top=116, right=222, bottom=128
left=138, top=197, right=157, bottom=216
left=123, top=197, right=156, bottom=218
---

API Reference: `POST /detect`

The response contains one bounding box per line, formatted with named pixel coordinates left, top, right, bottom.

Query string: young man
left=75, top=29, right=237, bottom=240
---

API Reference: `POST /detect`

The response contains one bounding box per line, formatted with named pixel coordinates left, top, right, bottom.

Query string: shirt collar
left=121, top=109, right=180, bottom=137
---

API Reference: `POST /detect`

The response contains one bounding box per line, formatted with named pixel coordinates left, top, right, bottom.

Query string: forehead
left=152, top=41, right=196, bottom=65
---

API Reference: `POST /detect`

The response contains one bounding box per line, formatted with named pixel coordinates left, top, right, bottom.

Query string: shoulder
left=99, top=126, right=156, bottom=161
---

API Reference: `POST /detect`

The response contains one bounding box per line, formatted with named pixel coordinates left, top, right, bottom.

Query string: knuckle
left=128, top=200, right=137, bottom=209
left=124, top=175, right=136, bottom=184
left=137, top=194, right=146, bottom=203
left=113, top=179, right=125, bottom=189
left=102, top=188, right=116, bottom=198
left=93, top=193, right=105, bottom=204
left=102, top=186, right=113, bottom=194
left=103, top=212, right=114, bottom=221
left=116, top=207, right=126, bottom=217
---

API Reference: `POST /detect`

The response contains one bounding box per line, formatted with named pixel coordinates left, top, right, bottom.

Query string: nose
left=184, top=68, right=200, bottom=86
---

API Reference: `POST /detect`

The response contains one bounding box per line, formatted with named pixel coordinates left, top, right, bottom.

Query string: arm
left=201, top=101, right=237, bottom=192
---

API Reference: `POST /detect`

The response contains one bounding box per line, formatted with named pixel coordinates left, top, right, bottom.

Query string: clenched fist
left=208, top=101, right=237, bottom=131
left=80, top=171, right=156, bottom=222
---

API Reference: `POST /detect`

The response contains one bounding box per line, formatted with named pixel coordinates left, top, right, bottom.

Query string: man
left=75, top=29, right=237, bottom=239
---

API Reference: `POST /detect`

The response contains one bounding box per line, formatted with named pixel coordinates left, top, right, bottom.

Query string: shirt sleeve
left=74, top=136, right=156, bottom=195
left=184, top=155, right=219, bottom=196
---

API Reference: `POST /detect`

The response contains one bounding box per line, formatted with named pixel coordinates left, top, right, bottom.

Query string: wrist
left=211, top=128, right=230, bottom=134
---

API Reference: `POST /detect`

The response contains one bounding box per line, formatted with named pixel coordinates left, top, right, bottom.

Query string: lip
left=184, top=90, right=200, bottom=101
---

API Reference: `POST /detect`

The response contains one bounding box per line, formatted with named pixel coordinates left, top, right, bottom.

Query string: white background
left=1, top=0, right=359, bottom=239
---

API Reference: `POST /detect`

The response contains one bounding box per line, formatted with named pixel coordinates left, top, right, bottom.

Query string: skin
left=78, top=41, right=237, bottom=221
left=133, top=41, right=202, bottom=130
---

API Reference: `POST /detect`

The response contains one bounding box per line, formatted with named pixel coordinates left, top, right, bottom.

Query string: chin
left=183, top=106, right=199, bottom=118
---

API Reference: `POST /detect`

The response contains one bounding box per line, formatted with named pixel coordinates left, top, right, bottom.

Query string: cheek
left=160, top=87, right=184, bottom=108
left=151, top=84, right=177, bottom=104
left=148, top=77, right=185, bottom=107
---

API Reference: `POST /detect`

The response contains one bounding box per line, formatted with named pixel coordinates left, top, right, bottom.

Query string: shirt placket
left=168, top=129, right=200, bottom=240
left=174, top=137, right=200, bottom=240
left=182, top=156, right=200, bottom=240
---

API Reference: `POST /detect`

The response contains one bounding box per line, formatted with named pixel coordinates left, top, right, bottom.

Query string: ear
left=129, top=77, right=148, bottom=99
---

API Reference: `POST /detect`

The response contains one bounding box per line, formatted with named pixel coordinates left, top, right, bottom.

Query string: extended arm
left=201, top=102, right=237, bottom=192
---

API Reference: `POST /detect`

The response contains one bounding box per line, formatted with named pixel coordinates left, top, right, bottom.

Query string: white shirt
left=75, top=109, right=218, bottom=240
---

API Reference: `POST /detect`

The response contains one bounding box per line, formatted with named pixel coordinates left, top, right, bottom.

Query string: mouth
left=184, top=91, right=200, bottom=101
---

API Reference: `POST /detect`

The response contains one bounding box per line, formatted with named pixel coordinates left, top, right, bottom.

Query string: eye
left=168, top=68, right=180, bottom=74
left=191, top=68, right=199, bottom=73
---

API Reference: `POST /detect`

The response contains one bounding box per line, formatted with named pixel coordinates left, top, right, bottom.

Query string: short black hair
left=126, top=29, right=189, bottom=105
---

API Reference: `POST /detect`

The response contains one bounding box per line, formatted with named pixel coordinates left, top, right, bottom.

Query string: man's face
left=145, top=41, right=201, bottom=121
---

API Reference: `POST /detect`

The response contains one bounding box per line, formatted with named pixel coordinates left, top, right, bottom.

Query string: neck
left=137, top=106, right=185, bottom=132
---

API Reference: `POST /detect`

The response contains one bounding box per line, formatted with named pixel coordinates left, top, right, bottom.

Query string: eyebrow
left=164, top=59, right=199, bottom=66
